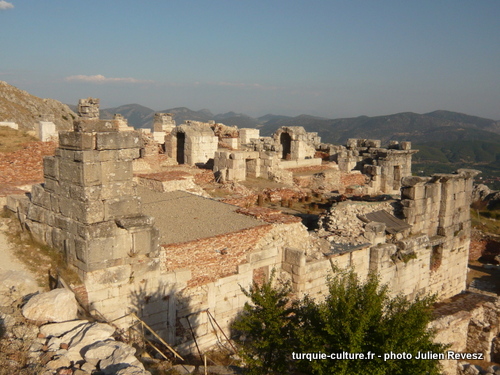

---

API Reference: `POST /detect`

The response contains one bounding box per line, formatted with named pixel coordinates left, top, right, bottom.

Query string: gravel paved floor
left=137, top=186, right=266, bottom=245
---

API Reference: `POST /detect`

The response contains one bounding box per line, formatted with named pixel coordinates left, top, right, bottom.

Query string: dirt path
left=0, top=217, right=32, bottom=274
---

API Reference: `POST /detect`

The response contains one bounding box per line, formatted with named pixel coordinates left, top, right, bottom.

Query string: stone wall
left=430, top=292, right=500, bottom=375
left=337, top=139, right=417, bottom=195
left=16, top=119, right=163, bottom=329
left=166, top=122, right=218, bottom=165
left=152, top=112, right=176, bottom=143
left=239, top=128, right=259, bottom=145
left=213, top=150, right=282, bottom=182
left=312, top=170, right=479, bottom=300
left=272, top=126, right=320, bottom=160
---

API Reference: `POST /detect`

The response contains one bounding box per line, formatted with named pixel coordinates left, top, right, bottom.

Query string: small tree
left=232, top=270, right=295, bottom=374
left=232, top=268, right=447, bottom=375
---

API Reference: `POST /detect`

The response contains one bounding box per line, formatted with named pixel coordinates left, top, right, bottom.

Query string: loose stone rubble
left=0, top=270, right=151, bottom=375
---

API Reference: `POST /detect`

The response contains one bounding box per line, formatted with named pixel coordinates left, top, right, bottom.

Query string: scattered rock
left=22, top=288, right=78, bottom=323
left=65, top=322, right=115, bottom=362
left=169, top=364, right=196, bottom=374
left=40, top=319, right=88, bottom=338
left=46, top=355, right=72, bottom=370
left=0, top=270, right=40, bottom=306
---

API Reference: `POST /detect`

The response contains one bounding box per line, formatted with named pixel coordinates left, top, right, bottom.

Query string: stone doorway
left=176, top=132, right=185, bottom=164
left=280, top=132, right=292, bottom=160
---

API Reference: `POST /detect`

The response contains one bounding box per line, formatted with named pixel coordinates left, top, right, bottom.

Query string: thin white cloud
left=209, top=81, right=280, bottom=90
left=65, top=74, right=153, bottom=84
left=0, top=1, right=14, bottom=10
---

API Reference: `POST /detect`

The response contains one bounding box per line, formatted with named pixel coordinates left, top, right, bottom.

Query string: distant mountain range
left=1, top=79, right=498, bottom=187
left=100, top=103, right=500, bottom=144
left=100, top=104, right=500, bottom=186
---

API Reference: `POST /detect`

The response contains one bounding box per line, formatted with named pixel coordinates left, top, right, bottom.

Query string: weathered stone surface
left=0, top=270, right=39, bottom=306
left=83, top=339, right=122, bottom=363
left=22, top=288, right=78, bottom=323
left=115, top=366, right=151, bottom=375
left=169, top=364, right=196, bottom=374
left=46, top=356, right=71, bottom=370
left=100, top=341, right=143, bottom=374
left=65, top=323, right=115, bottom=361
left=39, top=320, right=88, bottom=338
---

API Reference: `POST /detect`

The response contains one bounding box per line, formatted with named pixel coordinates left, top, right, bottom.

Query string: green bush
left=232, top=268, right=447, bottom=375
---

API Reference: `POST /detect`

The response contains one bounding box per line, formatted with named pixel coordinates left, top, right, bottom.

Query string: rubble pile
left=0, top=270, right=151, bottom=375
left=317, top=201, right=394, bottom=245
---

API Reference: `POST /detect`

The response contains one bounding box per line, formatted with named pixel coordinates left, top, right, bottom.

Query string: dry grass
left=2, top=209, right=82, bottom=289
left=0, top=126, right=38, bottom=153
left=471, top=209, right=500, bottom=236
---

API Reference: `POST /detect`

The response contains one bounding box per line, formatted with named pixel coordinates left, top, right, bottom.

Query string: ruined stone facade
left=4, top=101, right=483, bottom=362
left=337, top=138, right=417, bottom=195
left=165, top=122, right=218, bottom=165
left=213, top=126, right=323, bottom=183
left=77, top=98, right=100, bottom=119
left=152, top=113, right=176, bottom=143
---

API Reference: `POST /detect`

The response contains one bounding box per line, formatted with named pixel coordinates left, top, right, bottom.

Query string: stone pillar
left=78, top=98, right=100, bottom=119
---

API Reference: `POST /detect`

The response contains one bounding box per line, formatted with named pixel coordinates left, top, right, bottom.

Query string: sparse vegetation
left=232, top=268, right=446, bottom=375
left=0, top=126, right=38, bottom=153
left=471, top=209, right=500, bottom=236
left=2, top=208, right=82, bottom=288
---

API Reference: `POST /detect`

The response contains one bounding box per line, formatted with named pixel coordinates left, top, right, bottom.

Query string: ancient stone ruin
left=4, top=98, right=495, bottom=374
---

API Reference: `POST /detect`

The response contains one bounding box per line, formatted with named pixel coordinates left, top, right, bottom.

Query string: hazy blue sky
left=1, top=0, right=499, bottom=119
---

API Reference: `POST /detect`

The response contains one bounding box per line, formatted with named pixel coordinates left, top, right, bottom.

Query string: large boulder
left=22, top=288, right=78, bottom=323
left=65, top=322, right=116, bottom=362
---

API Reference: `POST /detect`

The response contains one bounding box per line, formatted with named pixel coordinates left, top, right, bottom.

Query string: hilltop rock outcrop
left=0, top=80, right=76, bottom=132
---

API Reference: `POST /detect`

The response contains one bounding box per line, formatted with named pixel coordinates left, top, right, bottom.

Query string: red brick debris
left=469, top=229, right=500, bottom=262
left=162, top=224, right=273, bottom=287
left=285, top=165, right=332, bottom=173
left=341, top=172, right=368, bottom=187
left=193, top=169, right=215, bottom=184
left=0, top=141, right=57, bottom=187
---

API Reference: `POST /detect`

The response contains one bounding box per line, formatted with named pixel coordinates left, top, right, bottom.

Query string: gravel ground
left=137, top=186, right=266, bottom=245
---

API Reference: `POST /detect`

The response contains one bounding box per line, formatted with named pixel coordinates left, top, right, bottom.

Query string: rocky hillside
left=0, top=81, right=76, bottom=132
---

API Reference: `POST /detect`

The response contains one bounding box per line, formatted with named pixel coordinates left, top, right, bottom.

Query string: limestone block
left=59, top=196, right=105, bottom=224
left=439, top=214, right=454, bottom=228
left=22, top=288, right=78, bottom=323
left=84, top=265, right=132, bottom=290
left=68, top=184, right=103, bottom=202
left=96, top=132, right=142, bottom=150
left=42, top=178, right=59, bottom=195
left=103, top=196, right=141, bottom=220
left=26, top=203, right=48, bottom=223
left=59, top=160, right=102, bottom=186
left=30, top=184, right=51, bottom=209
left=101, top=160, right=133, bottom=183
left=101, top=181, right=136, bottom=200
left=59, top=132, right=96, bottom=150
left=284, top=249, right=305, bottom=267
left=117, top=148, right=141, bottom=161
left=54, top=215, right=78, bottom=233
left=129, top=228, right=153, bottom=255
left=50, top=228, right=66, bottom=252
left=43, top=156, right=59, bottom=180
